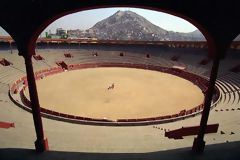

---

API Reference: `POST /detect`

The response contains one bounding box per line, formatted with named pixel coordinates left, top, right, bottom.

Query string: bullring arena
left=25, top=66, right=204, bottom=120
left=0, top=41, right=240, bottom=154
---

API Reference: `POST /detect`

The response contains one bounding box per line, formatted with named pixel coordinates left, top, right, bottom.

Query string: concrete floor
left=1, top=141, right=240, bottom=160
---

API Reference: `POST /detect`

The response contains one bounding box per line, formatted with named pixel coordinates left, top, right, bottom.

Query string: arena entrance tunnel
left=0, top=0, right=240, bottom=154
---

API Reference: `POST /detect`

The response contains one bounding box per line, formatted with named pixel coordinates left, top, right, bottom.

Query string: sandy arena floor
left=26, top=67, right=204, bottom=120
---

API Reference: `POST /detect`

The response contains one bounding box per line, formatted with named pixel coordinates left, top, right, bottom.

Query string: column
left=24, top=55, right=49, bottom=152
left=9, top=42, right=12, bottom=54
left=192, top=55, right=220, bottom=153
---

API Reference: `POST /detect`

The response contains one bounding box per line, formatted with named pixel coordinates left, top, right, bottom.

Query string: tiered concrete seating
left=0, top=45, right=239, bottom=152
left=216, top=72, right=240, bottom=106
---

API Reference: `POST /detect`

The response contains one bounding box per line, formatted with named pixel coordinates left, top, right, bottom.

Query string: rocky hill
left=89, top=10, right=205, bottom=41
left=0, top=27, right=9, bottom=36
left=234, top=34, right=240, bottom=41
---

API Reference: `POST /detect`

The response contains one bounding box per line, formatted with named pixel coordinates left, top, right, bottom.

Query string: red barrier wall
left=11, top=63, right=220, bottom=126
left=165, top=124, right=219, bottom=139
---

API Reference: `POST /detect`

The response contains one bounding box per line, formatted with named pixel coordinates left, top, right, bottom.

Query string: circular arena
left=10, top=61, right=212, bottom=125
left=31, top=67, right=204, bottom=120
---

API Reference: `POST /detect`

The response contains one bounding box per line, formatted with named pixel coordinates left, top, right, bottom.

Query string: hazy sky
left=43, top=7, right=198, bottom=35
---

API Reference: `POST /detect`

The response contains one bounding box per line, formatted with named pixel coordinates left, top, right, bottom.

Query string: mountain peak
left=115, top=10, right=135, bottom=15
left=91, top=10, right=167, bottom=40
left=89, top=11, right=204, bottom=41
left=115, top=10, right=125, bottom=16
left=109, top=10, right=143, bottom=23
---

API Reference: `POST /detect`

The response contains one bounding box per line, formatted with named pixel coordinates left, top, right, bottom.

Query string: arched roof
left=0, top=0, right=239, bottom=57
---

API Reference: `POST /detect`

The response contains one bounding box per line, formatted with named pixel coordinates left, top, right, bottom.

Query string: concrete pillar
left=24, top=55, right=49, bottom=152
left=9, top=42, right=13, bottom=54
left=192, top=55, right=220, bottom=153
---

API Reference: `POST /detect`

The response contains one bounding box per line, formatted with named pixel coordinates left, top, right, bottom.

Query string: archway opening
left=9, top=7, right=219, bottom=152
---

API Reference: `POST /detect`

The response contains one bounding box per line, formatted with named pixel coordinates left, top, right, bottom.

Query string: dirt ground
left=26, top=67, right=204, bottom=120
